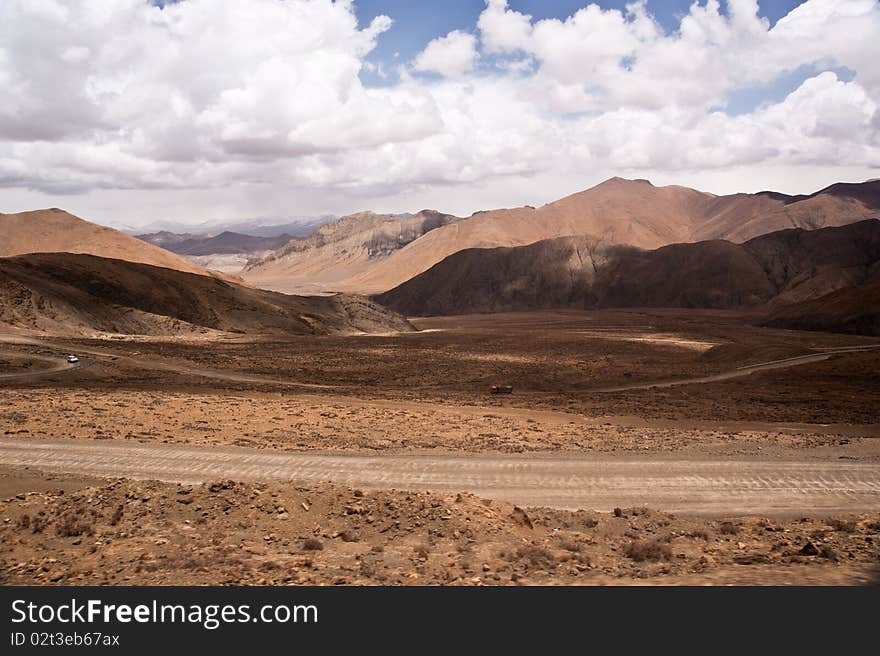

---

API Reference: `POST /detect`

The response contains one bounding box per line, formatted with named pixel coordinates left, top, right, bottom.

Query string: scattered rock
left=800, top=542, right=820, bottom=556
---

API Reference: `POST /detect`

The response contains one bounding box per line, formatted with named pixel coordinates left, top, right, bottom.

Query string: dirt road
left=0, top=334, right=332, bottom=388
left=3, top=334, right=879, bottom=394
left=594, top=346, right=880, bottom=392
left=2, top=438, right=878, bottom=516
left=0, top=350, right=80, bottom=381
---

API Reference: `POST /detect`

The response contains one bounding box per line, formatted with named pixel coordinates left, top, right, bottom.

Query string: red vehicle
left=490, top=384, right=513, bottom=395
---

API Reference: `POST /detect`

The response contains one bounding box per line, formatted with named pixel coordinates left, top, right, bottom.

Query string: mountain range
left=3, top=177, right=879, bottom=337
left=374, top=220, right=880, bottom=335
left=135, top=230, right=293, bottom=256
left=243, top=210, right=460, bottom=295
left=242, top=178, right=880, bottom=295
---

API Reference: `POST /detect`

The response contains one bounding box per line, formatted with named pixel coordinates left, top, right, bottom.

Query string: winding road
left=0, top=350, right=81, bottom=382
left=1, top=438, right=878, bottom=516
left=1, top=332, right=879, bottom=392
left=0, top=334, right=332, bottom=388
left=594, top=345, right=880, bottom=393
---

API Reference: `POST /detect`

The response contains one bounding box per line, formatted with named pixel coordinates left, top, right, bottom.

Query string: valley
left=2, top=309, right=879, bottom=585
left=2, top=180, right=879, bottom=587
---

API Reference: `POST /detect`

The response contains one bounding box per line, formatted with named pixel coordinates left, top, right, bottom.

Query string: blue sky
left=356, top=0, right=809, bottom=61
left=356, top=0, right=818, bottom=115
left=149, top=1, right=818, bottom=114
left=354, top=1, right=810, bottom=83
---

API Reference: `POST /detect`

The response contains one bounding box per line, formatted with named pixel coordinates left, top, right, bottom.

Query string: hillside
left=251, top=178, right=880, bottom=295
left=763, top=273, right=880, bottom=336
left=0, top=253, right=413, bottom=337
left=0, top=209, right=229, bottom=279
left=136, top=231, right=293, bottom=256
left=243, top=210, right=460, bottom=294
left=374, top=220, right=880, bottom=334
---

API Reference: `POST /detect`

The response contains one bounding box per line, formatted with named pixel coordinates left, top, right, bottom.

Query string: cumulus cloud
left=0, top=0, right=878, bottom=224
left=0, top=0, right=439, bottom=191
left=413, top=30, right=478, bottom=78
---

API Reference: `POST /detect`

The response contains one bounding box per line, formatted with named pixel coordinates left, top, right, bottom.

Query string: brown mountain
left=251, top=178, right=880, bottom=295
left=135, top=230, right=296, bottom=274
left=242, top=210, right=461, bottom=294
left=0, top=208, right=229, bottom=280
left=0, top=253, right=413, bottom=337
left=374, top=220, right=880, bottom=335
left=136, top=231, right=293, bottom=256
left=763, top=273, right=880, bottom=336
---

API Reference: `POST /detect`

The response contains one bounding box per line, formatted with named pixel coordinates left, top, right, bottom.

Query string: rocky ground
left=2, top=310, right=879, bottom=586
left=1, top=388, right=876, bottom=459
left=1, top=468, right=877, bottom=586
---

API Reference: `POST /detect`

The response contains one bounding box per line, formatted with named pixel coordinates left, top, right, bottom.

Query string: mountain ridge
left=0, top=252, right=413, bottom=337
left=244, top=178, right=880, bottom=295
left=0, top=208, right=234, bottom=282
left=373, top=219, right=880, bottom=336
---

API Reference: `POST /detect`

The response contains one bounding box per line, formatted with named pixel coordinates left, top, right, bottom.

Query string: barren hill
left=763, top=273, right=880, bottom=336
left=242, top=210, right=460, bottom=294
left=135, top=229, right=295, bottom=274
left=251, top=178, right=880, bottom=295
left=136, top=231, right=293, bottom=256
left=374, top=220, right=880, bottom=335
left=0, top=253, right=413, bottom=337
left=0, top=209, right=228, bottom=280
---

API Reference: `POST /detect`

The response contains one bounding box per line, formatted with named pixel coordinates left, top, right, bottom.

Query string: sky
left=1, top=0, right=878, bottom=230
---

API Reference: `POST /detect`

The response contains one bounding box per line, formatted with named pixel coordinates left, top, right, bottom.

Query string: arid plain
left=2, top=309, right=879, bottom=585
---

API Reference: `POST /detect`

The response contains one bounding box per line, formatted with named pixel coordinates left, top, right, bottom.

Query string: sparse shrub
left=338, top=530, right=358, bottom=543
left=689, top=529, right=710, bottom=541
left=559, top=539, right=582, bottom=553
left=413, top=545, right=430, bottom=560
left=828, top=518, right=857, bottom=533
left=818, top=546, right=838, bottom=562
left=624, top=539, right=672, bottom=563
left=613, top=508, right=623, bottom=517
left=109, top=504, right=124, bottom=526
left=56, top=513, right=93, bottom=538
left=302, top=538, right=323, bottom=551
left=516, top=545, right=556, bottom=569
left=16, top=514, right=30, bottom=530
left=31, top=515, right=47, bottom=534
left=719, top=521, right=739, bottom=535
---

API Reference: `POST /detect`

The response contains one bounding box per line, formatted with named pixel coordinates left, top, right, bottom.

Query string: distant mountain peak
left=599, top=176, right=654, bottom=187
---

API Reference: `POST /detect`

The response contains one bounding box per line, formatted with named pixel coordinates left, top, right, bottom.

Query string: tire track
left=1, top=438, right=878, bottom=516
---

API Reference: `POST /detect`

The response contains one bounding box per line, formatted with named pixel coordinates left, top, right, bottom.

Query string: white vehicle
left=67, top=355, right=79, bottom=364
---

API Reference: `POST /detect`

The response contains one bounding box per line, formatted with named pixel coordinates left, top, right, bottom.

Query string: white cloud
left=413, top=30, right=478, bottom=78
left=0, top=0, right=878, bottom=227
left=477, top=0, right=534, bottom=54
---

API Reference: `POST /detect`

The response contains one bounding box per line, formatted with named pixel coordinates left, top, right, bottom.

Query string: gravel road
left=2, top=438, right=878, bottom=516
